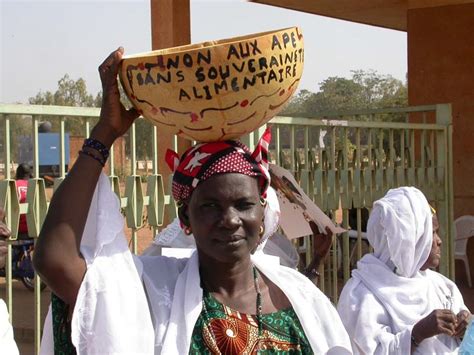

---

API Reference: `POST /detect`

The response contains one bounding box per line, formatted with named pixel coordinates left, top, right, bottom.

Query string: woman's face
left=421, top=215, right=442, bottom=270
left=180, top=173, right=264, bottom=264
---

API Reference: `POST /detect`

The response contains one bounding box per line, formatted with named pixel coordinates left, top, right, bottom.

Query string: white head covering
left=366, top=186, right=433, bottom=277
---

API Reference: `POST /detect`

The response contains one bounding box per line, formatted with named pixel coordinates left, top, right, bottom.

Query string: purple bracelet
left=83, top=138, right=109, bottom=161
left=79, top=150, right=105, bottom=167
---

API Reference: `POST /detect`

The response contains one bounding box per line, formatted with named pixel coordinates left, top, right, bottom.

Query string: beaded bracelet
left=83, top=138, right=110, bottom=161
left=79, top=150, right=105, bottom=167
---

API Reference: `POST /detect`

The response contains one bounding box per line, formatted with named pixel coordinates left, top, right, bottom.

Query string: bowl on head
left=119, top=27, right=304, bottom=142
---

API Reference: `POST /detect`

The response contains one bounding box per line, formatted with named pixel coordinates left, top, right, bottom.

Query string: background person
left=337, top=187, right=471, bottom=354
left=15, top=163, right=32, bottom=239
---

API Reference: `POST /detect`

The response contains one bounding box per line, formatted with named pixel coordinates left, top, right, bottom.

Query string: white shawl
left=337, top=187, right=469, bottom=354
left=0, top=299, right=19, bottom=355
left=41, top=173, right=352, bottom=354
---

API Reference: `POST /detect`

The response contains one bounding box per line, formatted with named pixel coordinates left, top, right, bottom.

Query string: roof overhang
left=250, top=0, right=474, bottom=31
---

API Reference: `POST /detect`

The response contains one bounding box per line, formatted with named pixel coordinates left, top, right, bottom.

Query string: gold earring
left=184, top=226, right=192, bottom=235
left=259, top=197, right=267, bottom=207
left=259, top=225, right=265, bottom=237
left=176, top=200, right=184, bottom=208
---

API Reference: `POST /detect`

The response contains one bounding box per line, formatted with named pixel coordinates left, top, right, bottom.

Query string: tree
left=28, top=74, right=101, bottom=135
left=29, top=74, right=98, bottom=107
left=280, top=70, right=408, bottom=157
left=28, top=74, right=154, bottom=161
left=282, top=70, right=407, bottom=118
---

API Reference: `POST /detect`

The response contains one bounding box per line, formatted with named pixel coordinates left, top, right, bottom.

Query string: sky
left=0, top=0, right=407, bottom=104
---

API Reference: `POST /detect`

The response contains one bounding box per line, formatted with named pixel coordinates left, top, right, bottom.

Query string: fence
left=0, top=103, right=453, bottom=353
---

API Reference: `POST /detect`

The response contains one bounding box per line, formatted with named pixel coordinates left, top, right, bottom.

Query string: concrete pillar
left=150, top=0, right=192, bottom=155
left=150, top=0, right=192, bottom=205
left=408, top=3, right=474, bottom=284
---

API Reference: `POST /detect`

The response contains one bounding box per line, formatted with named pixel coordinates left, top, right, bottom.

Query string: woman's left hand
left=304, top=222, right=333, bottom=282
left=309, top=222, right=333, bottom=262
left=91, top=47, right=139, bottom=148
left=455, top=310, right=471, bottom=337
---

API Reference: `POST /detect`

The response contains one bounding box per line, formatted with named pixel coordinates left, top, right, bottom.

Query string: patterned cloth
left=166, top=127, right=271, bottom=202
left=51, top=293, right=76, bottom=355
left=190, top=290, right=311, bottom=354
left=51, top=289, right=311, bottom=355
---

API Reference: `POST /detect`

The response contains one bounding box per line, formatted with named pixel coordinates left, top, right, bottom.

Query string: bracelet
left=79, top=150, right=105, bottom=167
left=83, top=138, right=110, bottom=161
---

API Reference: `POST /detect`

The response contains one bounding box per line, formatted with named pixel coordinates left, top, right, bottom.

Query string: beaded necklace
left=201, top=265, right=263, bottom=353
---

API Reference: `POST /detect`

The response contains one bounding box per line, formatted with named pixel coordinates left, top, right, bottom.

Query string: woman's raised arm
left=33, top=47, right=139, bottom=307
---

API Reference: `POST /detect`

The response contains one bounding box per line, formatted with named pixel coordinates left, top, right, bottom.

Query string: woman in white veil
left=337, top=187, right=471, bottom=354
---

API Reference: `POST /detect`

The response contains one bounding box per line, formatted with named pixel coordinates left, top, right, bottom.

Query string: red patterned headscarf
left=166, top=127, right=271, bottom=203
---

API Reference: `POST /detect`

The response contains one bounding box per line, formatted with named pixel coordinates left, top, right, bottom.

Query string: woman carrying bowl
left=34, top=48, right=351, bottom=354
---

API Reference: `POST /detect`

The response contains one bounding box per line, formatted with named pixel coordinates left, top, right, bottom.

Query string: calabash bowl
left=119, top=26, right=304, bottom=142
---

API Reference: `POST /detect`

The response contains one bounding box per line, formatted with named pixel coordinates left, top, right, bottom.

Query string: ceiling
left=250, top=0, right=474, bottom=31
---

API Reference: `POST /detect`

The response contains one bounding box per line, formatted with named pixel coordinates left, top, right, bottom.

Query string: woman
left=337, top=187, right=471, bottom=354
left=34, top=48, right=351, bottom=354
left=15, top=163, right=32, bottom=239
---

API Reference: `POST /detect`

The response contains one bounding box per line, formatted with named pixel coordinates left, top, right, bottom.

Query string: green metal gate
left=0, top=103, right=453, bottom=353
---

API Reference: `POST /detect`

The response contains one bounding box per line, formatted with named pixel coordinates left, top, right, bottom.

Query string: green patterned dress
left=51, top=293, right=76, bottom=355
left=52, top=291, right=312, bottom=354
left=190, top=291, right=312, bottom=354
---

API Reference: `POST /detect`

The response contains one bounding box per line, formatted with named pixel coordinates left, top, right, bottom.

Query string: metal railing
left=0, top=103, right=453, bottom=353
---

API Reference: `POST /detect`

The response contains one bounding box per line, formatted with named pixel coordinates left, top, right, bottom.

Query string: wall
left=408, top=3, right=474, bottom=284
left=408, top=3, right=474, bottom=218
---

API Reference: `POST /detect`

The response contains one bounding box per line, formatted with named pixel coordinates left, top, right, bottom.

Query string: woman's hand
left=304, top=222, right=333, bottom=282
left=91, top=47, right=139, bottom=148
left=412, top=309, right=458, bottom=344
left=455, top=310, right=471, bottom=337
left=309, top=222, right=333, bottom=263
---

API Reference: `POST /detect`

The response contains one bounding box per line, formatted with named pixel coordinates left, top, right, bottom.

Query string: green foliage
left=282, top=69, right=407, bottom=119
left=28, top=74, right=101, bottom=135
left=29, top=74, right=99, bottom=107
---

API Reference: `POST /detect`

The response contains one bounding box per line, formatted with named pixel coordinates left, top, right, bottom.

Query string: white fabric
left=257, top=185, right=281, bottom=250
left=137, top=250, right=351, bottom=354
left=260, top=232, right=300, bottom=269
left=40, top=173, right=155, bottom=355
left=0, top=299, right=19, bottom=355
left=41, top=173, right=352, bottom=354
left=337, top=187, right=469, bottom=354
left=365, top=187, right=433, bottom=278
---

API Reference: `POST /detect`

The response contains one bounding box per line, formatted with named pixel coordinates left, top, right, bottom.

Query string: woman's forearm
left=33, top=47, right=138, bottom=306
left=34, top=127, right=109, bottom=304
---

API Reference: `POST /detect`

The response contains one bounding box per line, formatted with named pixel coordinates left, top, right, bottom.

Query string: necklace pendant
left=225, top=328, right=236, bottom=338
